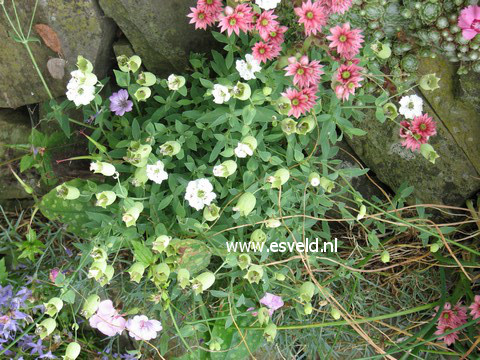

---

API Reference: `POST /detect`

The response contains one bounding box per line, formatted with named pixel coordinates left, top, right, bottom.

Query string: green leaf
left=61, top=289, right=76, bottom=304
left=132, top=119, right=141, bottom=140
left=20, top=155, right=35, bottom=172
left=114, top=70, right=129, bottom=87
left=170, top=239, right=211, bottom=275
left=0, top=259, right=7, bottom=285
left=131, top=241, right=155, bottom=266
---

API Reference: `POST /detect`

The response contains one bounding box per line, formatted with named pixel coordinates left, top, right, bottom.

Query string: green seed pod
left=331, top=307, right=341, bottom=320
left=244, top=264, right=264, bottom=284
left=238, top=254, right=252, bottom=270
left=177, top=268, right=190, bottom=289
left=95, top=191, right=116, bottom=208
left=136, top=71, right=156, bottom=87
left=81, top=294, right=100, bottom=319
left=263, top=323, right=277, bottom=343
left=299, top=281, right=316, bottom=302
left=56, top=184, right=80, bottom=200
left=64, top=342, right=81, bottom=360
left=159, top=141, right=181, bottom=157
left=304, top=302, right=313, bottom=315
left=36, top=318, right=56, bottom=339
left=281, top=118, right=297, bottom=135
left=191, top=271, right=215, bottom=294
left=233, top=192, right=256, bottom=216
left=203, top=204, right=221, bottom=222
left=44, top=297, right=63, bottom=317
left=258, top=307, right=270, bottom=326
left=127, top=262, right=145, bottom=283
left=251, top=229, right=267, bottom=243
left=152, top=263, right=171, bottom=285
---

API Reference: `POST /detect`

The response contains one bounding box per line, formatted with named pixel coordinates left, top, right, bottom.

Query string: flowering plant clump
left=9, top=0, right=480, bottom=359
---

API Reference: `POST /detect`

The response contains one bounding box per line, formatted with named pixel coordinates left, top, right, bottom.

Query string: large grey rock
left=99, top=0, right=217, bottom=76
left=345, top=88, right=480, bottom=206
left=0, top=0, right=115, bottom=108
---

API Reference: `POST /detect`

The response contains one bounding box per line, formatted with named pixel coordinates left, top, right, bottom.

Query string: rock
left=345, top=100, right=480, bottom=206
left=0, top=109, right=37, bottom=203
left=0, top=0, right=115, bottom=108
left=459, top=70, right=480, bottom=113
left=99, top=0, right=217, bottom=76
left=113, top=38, right=135, bottom=59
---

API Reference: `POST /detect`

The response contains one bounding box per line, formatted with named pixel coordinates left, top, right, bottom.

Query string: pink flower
left=256, top=10, right=279, bottom=39
left=126, top=315, right=162, bottom=341
left=197, top=0, right=223, bottom=15
left=89, top=300, right=126, bottom=337
left=282, top=88, right=310, bottom=118
left=261, top=24, right=288, bottom=44
left=219, top=6, right=243, bottom=36
left=327, top=23, right=364, bottom=59
left=434, top=324, right=460, bottom=346
left=188, top=6, right=216, bottom=30
left=435, top=302, right=468, bottom=328
left=235, top=3, right=255, bottom=32
left=302, top=85, right=319, bottom=109
left=49, top=268, right=60, bottom=283
left=469, top=295, right=480, bottom=320
left=252, top=41, right=275, bottom=63
left=334, top=63, right=363, bottom=101
left=327, top=0, right=353, bottom=14
left=260, top=293, right=284, bottom=315
left=284, top=56, right=324, bottom=88
left=295, top=0, right=328, bottom=36
left=411, top=114, right=437, bottom=138
left=458, top=5, right=480, bottom=41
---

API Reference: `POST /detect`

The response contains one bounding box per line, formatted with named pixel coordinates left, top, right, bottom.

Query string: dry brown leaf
left=34, top=24, right=63, bottom=55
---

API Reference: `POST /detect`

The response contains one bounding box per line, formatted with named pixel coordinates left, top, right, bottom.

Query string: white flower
left=185, top=178, right=217, bottom=211
left=70, top=70, right=97, bottom=86
left=255, top=0, right=281, bottom=10
left=126, top=315, right=162, bottom=341
left=90, top=161, right=116, bottom=177
left=398, top=94, right=423, bottom=119
left=66, top=70, right=97, bottom=106
left=167, top=74, right=186, bottom=91
left=236, top=54, right=262, bottom=81
left=212, top=84, right=231, bottom=104
left=213, top=166, right=224, bottom=177
left=234, top=143, right=253, bottom=158
left=146, top=160, right=168, bottom=184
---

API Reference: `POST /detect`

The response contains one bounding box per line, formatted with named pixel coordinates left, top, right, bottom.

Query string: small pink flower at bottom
left=89, top=300, right=126, bottom=337
left=469, top=295, right=480, bottom=319
left=126, top=315, right=162, bottom=341
left=282, top=88, right=310, bottom=118
left=458, top=5, right=480, bottom=41
left=401, top=132, right=425, bottom=151
left=434, top=324, right=460, bottom=346
left=260, top=293, right=284, bottom=312
left=411, top=114, right=437, bottom=138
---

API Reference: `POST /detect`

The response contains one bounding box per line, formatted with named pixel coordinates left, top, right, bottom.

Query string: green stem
left=23, top=42, right=53, bottom=99
left=168, top=306, right=198, bottom=358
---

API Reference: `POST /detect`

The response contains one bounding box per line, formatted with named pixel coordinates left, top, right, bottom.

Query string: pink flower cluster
left=399, top=114, right=437, bottom=151
left=89, top=300, right=162, bottom=341
left=433, top=297, right=480, bottom=346
left=334, top=60, right=363, bottom=102
left=458, top=5, right=480, bottom=41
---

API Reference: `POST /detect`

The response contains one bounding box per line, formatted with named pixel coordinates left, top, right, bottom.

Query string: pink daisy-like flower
left=327, top=0, right=354, bottom=14
left=469, top=295, right=480, bottom=320
left=302, top=85, right=318, bottom=109
left=256, top=10, right=279, bottom=39
left=411, top=114, right=437, bottom=138
left=327, top=23, right=364, bottom=59
left=334, top=63, right=363, bottom=101
left=399, top=120, right=411, bottom=138
left=284, top=56, right=324, bottom=88
left=235, top=3, right=255, bottom=32
left=401, top=132, right=425, bottom=151
left=435, top=302, right=468, bottom=328
left=282, top=88, right=310, bottom=118
left=434, top=324, right=460, bottom=346
left=294, top=0, right=328, bottom=36
left=197, top=0, right=223, bottom=15
left=262, top=24, right=288, bottom=44
left=252, top=41, right=274, bottom=63
left=458, top=5, right=480, bottom=41
left=219, top=6, right=243, bottom=36
left=188, top=6, right=216, bottom=30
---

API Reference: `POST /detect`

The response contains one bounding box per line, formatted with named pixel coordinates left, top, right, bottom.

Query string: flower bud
left=44, top=297, right=63, bottom=317
left=419, top=73, right=440, bottom=91
left=263, top=87, right=272, bottom=96
left=80, top=294, right=100, bottom=319
left=233, top=192, right=256, bottom=216
left=275, top=273, right=286, bottom=281
left=56, top=184, right=80, bottom=200
left=209, top=338, right=222, bottom=351
left=77, top=55, right=93, bottom=73
left=160, top=141, right=181, bottom=156
left=177, top=268, right=190, bottom=289
left=299, top=281, right=315, bottom=302
left=331, top=307, right=341, bottom=320
left=380, top=250, right=390, bottom=263
left=152, top=263, right=171, bottom=285
left=319, top=177, right=335, bottom=193
left=64, top=342, right=81, bottom=360
left=128, top=55, right=142, bottom=73
left=304, top=302, right=313, bottom=315
left=420, top=143, right=439, bottom=164
left=122, top=202, right=144, bottom=227
left=244, top=264, right=263, bottom=284
left=232, top=82, right=251, bottom=100
left=281, top=118, right=297, bottom=135
left=296, top=116, right=316, bottom=135
left=265, top=218, right=281, bottom=228
left=270, top=168, right=290, bottom=189
left=251, top=229, right=266, bottom=243
left=98, top=265, right=114, bottom=286
left=152, top=235, right=172, bottom=253
left=383, top=102, right=398, bottom=120
left=308, top=172, right=321, bottom=187
left=263, top=323, right=277, bottom=343
left=191, top=271, right=215, bottom=295
left=167, top=74, right=186, bottom=91
left=430, top=242, right=440, bottom=253
left=134, top=87, right=151, bottom=102
left=213, top=160, right=237, bottom=178
left=238, top=254, right=251, bottom=270
left=127, top=262, right=145, bottom=283
left=36, top=318, right=56, bottom=339
left=357, top=204, right=367, bottom=220
left=136, top=71, right=156, bottom=86
left=95, top=191, right=116, bottom=208
left=90, top=161, right=116, bottom=177
left=257, top=307, right=270, bottom=325
left=203, top=204, right=221, bottom=222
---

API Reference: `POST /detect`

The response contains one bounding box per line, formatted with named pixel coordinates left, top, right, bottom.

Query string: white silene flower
left=90, top=161, right=116, bottom=177
left=255, top=0, right=282, bottom=10
left=398, top=94, right=423, bottom=119
left=234, top=143, right=253, bottom=158
left=236, top=54, right=261, bottom=81
left=212, top=84, right=231, bottom=104
left=185, top=178, right=217, bottom=211
left=66, top=70, right=98, bottom=106
left=146, top=160, right=168, bottom=184
left=167, top=74, right=186, bottom=91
